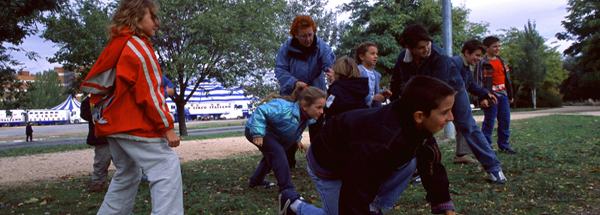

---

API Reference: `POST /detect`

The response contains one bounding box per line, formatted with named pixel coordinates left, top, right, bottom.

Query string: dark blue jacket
left=450, top=55, right=490, bottom=99
left=26, top=124, right=33, bottom=135
left=324, top=77, right=369, bottom=121
left=390, top=43, right=464, bottom=101
left=80, top=97, right=108, bottom=146
left=275, top=36, right=336, bottom=96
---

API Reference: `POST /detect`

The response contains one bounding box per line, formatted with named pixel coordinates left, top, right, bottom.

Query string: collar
left=290, top=35, right=318, bottom=55
left=459, top=53, right=469, bottom=67
left=403, top=41, right=432, bottom=63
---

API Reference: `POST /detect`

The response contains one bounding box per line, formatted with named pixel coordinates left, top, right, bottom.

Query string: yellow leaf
left=39, top=200, right=47, bottom=206
left=24, top=197, right=38, bottom=204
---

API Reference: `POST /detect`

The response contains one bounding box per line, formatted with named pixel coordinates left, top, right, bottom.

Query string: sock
left=290, top=199, right=302, bottom=213
left=369, top=203, right=381, bottom=213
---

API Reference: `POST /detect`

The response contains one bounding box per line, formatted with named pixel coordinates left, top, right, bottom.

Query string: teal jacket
left=245, top=98, right=315, bottom=149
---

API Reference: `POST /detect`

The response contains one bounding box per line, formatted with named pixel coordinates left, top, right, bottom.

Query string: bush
left=516, top=86, right=563, bottom=108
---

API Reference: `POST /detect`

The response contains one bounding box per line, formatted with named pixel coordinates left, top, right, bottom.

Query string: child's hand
left=381, top=90, right=392, bottom=97
left=480, top=99, right=490, bottom=108
left=296, top=141, right=307, bottom=153
left=164, top=129, right=180, bottom=147
left=325, top=68, right=336, bottom=83
left=373, top=94, right=386, bottom=102
left=488, top=94, right=498, bottom=104
left=253, top=137, right=263, bottom=147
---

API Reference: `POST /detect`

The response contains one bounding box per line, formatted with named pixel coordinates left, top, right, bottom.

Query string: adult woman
left=275, top=15, right=336, bottom=167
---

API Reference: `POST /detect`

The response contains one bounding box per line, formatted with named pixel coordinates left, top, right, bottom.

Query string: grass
left=174, top=121, right=246, bottom=131
left=472, top=107, right=556, bottom=116
left=1, top=115, right=599, bottom=214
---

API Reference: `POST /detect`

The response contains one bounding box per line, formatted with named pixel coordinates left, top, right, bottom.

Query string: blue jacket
left=450, top=55, right=490, bottom=99
left=275, top=36, right=336, bottom=96
left=245, top=98, right=315, bottom=149
left=390, top=43, right=464, bottom=101
left=358, top=65, right=383, bottom=107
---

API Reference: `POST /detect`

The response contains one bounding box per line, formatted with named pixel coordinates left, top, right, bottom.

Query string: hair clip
left=302, top=85, right=307, bottom=90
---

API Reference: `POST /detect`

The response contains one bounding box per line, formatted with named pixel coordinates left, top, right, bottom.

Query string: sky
left=10, top=0, right=571, bottom=74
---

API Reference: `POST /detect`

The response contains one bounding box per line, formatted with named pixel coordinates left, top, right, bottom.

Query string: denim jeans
left=245, top=128, right=294, bottom=193
left=451, top=89, right=502, bottom=173
left=482, top=94, right=511, bottom=149
left=297, top=158, right=417, bottom=214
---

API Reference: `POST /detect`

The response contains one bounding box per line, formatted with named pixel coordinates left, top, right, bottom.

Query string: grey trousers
left=455, top=130, right=473, bottom=155
left=92, top=143, right=112, bottom=185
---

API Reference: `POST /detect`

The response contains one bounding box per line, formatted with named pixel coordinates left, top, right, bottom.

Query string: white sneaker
left=489, top=171, right=507, bottom=184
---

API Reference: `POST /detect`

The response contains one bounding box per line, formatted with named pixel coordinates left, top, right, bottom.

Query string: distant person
left=275, top=15, right=336, bottom=168
left=323, top=57, right=369, bottom=121
left=25, top=122, right=33, bottom=141
left=282, top=76, right=456, bottom=215
left=355, top=41, right=392, bottom=107
left=80, top=0, right=183, bottom=214
left=80, top=97, right=112, bottom=192
left=390, top=24, right=507, bottom=185
left=450, top=39, right=498, bottom=164
left=475, top=36, right=516, bottom=154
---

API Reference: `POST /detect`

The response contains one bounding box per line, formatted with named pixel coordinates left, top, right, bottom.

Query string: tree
left=0, top=0, right=63, bottom=109
left=152, top=0, right=286, bottom=136
left=335, top=0, right=488, bottom=77
left=556, top=0, right=600, bottom=101
left=40, top=0, right=115, bottom=96
left=513, top=21, right=547, bottom=109
left=23, top=69, right=66, bottom=109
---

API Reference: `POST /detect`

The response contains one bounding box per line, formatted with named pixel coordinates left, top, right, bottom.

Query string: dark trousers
left=245, top=128, right=294, bottom=193
left=26, top=134, right=32, bottom=141
left=286, top=115, right=325, bottom=168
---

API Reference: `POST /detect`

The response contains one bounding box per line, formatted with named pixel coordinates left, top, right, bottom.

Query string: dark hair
left=482, top=36, right=500, bottom=47
left=400, top=24, right=431, bottom=49
left=461, top=39, right=486, bottom=55
left=290, top=15, right=317, bottom=37
left=399, top=76, right=455, bottom=116
left=332, top=57, right=361, bottom=80
left=265, top=85, right=326, bottom=107
left=354, top=42, right=377, bottom=65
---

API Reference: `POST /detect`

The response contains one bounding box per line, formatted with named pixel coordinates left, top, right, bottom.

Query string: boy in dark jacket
left=279, top=76, right=456, bottom=215
left=323, top=57, right=369, bottom=121
left=80, top=97, right=112, bottom=192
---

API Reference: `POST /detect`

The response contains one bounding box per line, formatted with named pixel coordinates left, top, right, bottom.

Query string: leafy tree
left=0, top=0, right=63, bottom=109
left=40, top=0, right=115, bottom=96
left=153, top=0, right=285, bottom=136
left=556, top=0, right=600, bottom=101
left=23, top=69, right=66, bottom=109
left=513, top=21, right=547, bottom=109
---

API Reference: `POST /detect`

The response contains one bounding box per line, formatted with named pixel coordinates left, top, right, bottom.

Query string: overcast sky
left=11, top=0, right=571, bottom=74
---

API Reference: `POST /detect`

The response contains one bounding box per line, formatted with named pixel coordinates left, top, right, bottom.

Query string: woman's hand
left=296, top=141, right=307, bottom=153
left=164, top=129, right=180, bottom=147
left=295, top=81, right=307, bottom=88
left=253, top=137, right=264, bottom=147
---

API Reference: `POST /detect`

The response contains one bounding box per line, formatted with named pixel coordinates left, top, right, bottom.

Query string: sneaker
left=279, top=189, right=302, bottom=215
left=249, top=179, right=275, bottom=189
left=499, top=147, right=517, bottom=154
left=453, top=155, right=480, bottom=164
left=489, top=171, right=507, bottom=184
left=410, top=175, right=421, bottom=184
left=91, top=184, right=104, bottom=192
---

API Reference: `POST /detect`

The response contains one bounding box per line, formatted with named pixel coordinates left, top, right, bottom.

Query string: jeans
left=482, top=94, right=511, bottom=149
left=245, top=128, right=294, bottom=193
left=297, top=158, right=417, bottom=214
left=451, top=89, right=502, bottom=173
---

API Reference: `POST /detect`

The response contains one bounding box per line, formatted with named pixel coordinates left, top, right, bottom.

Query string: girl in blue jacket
left=244, top=85, right=326, bottom=195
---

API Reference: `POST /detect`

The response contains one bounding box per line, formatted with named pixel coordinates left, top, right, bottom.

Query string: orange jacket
left=81, top=28, right=173, bottom=142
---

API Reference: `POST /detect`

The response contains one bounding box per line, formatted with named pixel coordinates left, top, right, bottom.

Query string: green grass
left=1, top=115, right=599, bottom=214
left=472, top=107, right=556, bottom=116
left=174, top=121, right=246, bottom=131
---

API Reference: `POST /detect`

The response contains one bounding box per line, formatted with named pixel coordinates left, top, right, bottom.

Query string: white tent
left=50, top=95, right=86, bottom=123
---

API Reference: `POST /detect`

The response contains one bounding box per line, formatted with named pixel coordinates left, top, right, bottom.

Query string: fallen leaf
left=24, top=197, right=38, bottom=204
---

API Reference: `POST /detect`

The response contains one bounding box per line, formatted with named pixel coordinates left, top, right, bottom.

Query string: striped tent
left=50, top=95, right=81, bottom=111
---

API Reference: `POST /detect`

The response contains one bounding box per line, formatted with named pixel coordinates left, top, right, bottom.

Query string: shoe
left=249, top=179, right=275, bottom=189
left=279, top=189, right=303, bottom=215
left=410, top=175, right=421, bottom=184
left=499, top=147, right=517, bottom=154
left=453, top=155, right=479, bottom=164
left=489, top=171, right=507, bottom=184
left=91, top=184, right=104, bottom=192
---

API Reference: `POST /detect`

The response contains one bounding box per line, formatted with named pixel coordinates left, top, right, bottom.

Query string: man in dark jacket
left=81, top=97, right=112, bottom=192
left=25, top=122, right=33, bottom=141
left=280, top=76, right=456, bottom=215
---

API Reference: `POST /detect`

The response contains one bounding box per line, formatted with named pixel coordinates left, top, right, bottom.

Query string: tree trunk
left=532, top=88, right=537, bottom=109
left=176, top=101, right=188, bottom=136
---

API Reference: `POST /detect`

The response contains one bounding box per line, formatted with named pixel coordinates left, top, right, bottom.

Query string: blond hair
left=265, top=86, right=326, bottom=107
left=332, top=57, right=361, bottom=80
left=107, top=0, right=160, bottom=41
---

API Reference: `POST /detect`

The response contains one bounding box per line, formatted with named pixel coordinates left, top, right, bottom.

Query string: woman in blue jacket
left=245, top=85, right=326, bottom=197
left=275, top=15, right=336, bottom=150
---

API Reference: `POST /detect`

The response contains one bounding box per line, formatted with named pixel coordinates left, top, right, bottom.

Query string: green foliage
left=1, top=115, right=599, bottom=214
left=512, top=21, right=547, bottom=108
left=22, top=70, right=66, bottom=109
left=40, top=0, right=114, bottom=96
left=556, top=0, right=600, bottom=100
left=335, top=0, right=488, bottom=77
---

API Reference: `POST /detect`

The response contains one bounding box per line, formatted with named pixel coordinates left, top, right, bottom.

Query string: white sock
left=369, top=203, right=381, bottom=213
left=290, top=199, right=302, bottom=213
